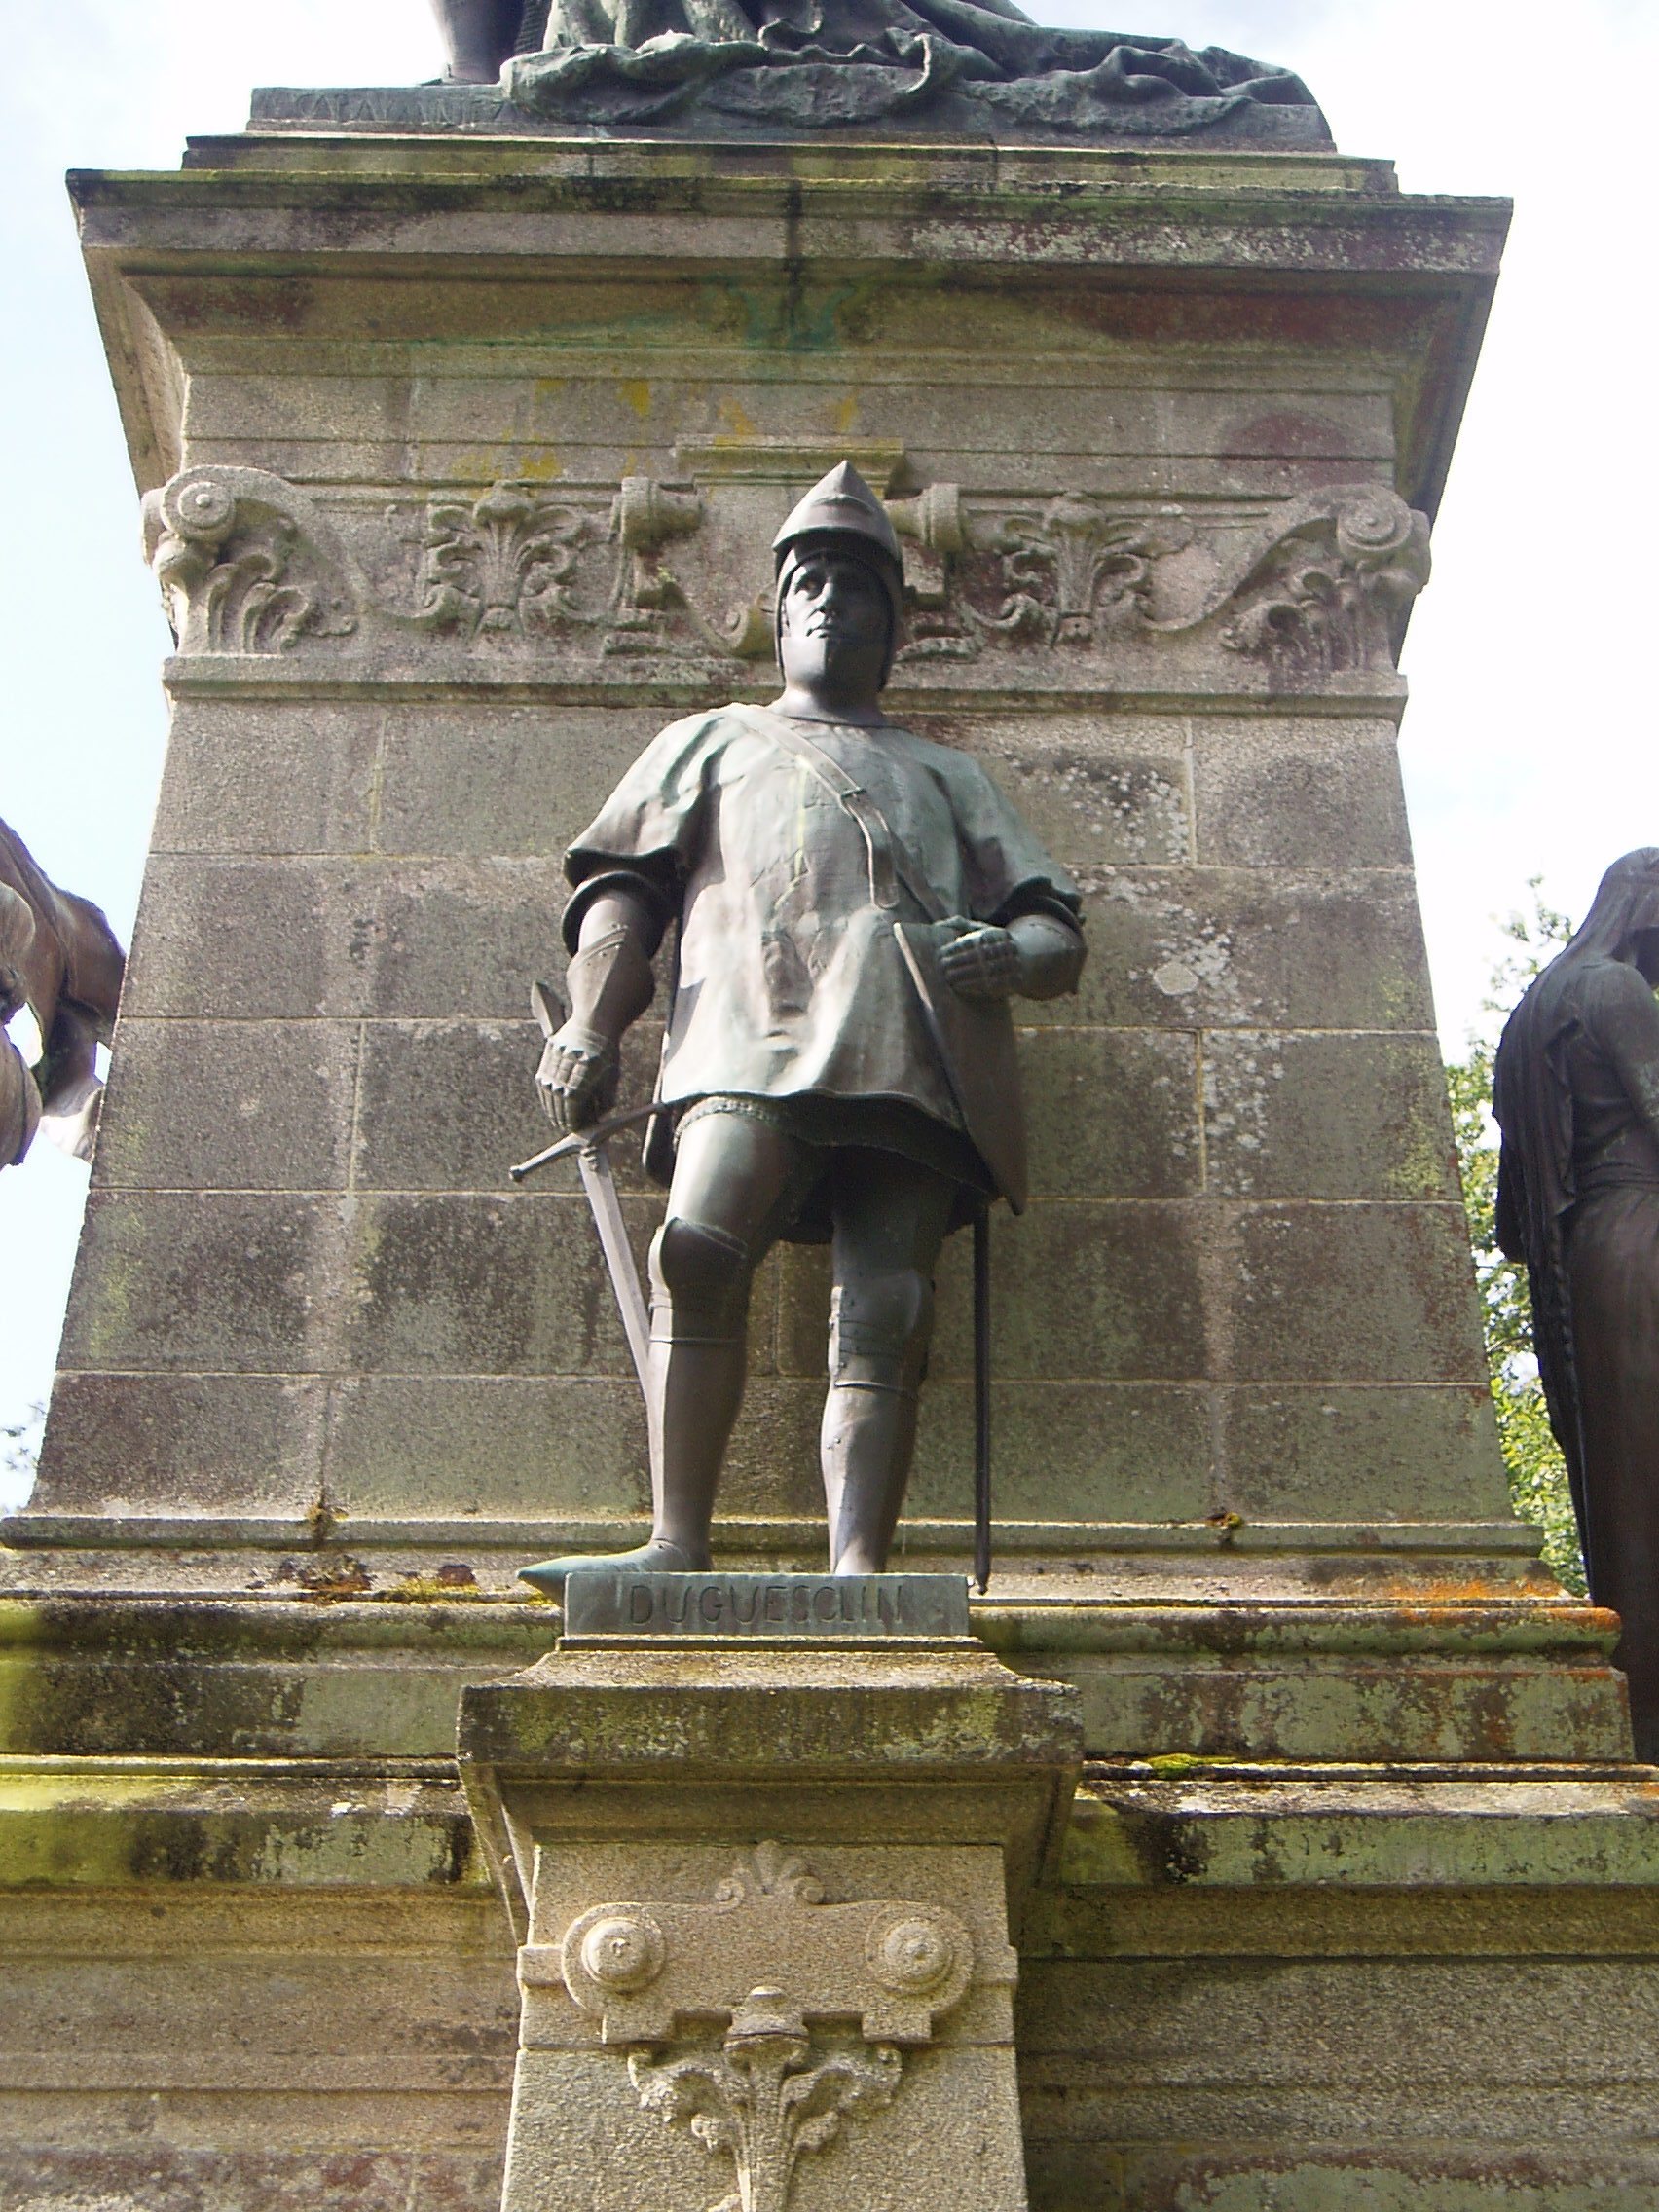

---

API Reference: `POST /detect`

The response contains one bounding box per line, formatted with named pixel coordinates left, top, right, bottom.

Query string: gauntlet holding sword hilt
left=513, top=981, right=653, bottom=1396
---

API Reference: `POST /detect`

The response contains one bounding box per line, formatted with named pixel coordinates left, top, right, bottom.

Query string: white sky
left=3, top=0, right=1656, bottom=1506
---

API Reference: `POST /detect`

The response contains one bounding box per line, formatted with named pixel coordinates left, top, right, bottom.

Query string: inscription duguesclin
left=562, top=1570, right=972, bottom=1641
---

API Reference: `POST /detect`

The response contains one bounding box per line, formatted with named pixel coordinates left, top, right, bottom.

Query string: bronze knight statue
left=1494, top=849, right=1659, bottom=1759
left=519, top=463, right=1085, bottom=1591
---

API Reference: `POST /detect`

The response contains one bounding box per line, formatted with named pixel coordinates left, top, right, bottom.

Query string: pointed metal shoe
left=516, top=1536, right=712, bottom=1595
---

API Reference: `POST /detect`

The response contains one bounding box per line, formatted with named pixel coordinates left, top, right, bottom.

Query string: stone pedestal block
left=3, top=123, right=1530, bottom=1609
left=459, top=1576, right=1081, bottom=2212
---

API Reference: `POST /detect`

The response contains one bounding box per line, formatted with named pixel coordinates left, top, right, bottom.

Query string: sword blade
left=520, top=977, right=653, bottom=1415
left=896, top=925, right=993, bottom=1591
left=575, top=1140, right=652, bottom=1398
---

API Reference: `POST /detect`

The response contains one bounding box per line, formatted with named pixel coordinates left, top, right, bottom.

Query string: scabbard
left=973, top=1203, right=992, bottom=1595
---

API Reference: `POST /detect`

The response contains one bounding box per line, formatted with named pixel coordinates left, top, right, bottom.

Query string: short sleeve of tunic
left=560, top=712, right=722, bottom=952
left=946, top=752, right=1084, bottom=931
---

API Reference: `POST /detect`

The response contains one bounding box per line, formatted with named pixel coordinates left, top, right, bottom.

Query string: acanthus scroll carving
left=142, top=468, right=359, bottom=655
left=1219, top=487, right=1432, bottom=674
left=532, top=1843, right=986, bottom=2212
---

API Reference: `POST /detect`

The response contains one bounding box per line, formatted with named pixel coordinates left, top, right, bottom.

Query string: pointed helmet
left=772, top=461, right=905, bottom=677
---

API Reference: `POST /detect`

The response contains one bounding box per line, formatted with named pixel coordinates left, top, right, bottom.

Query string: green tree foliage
left=1, top=1403, right=44, bottom=1513
left=1445, top=887, right=1585, bottom=1593
left=1, top=1406, right=41, bottom=1482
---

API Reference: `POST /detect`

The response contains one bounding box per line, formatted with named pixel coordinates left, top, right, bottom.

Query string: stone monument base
left=7, top=102, right=1659, bottom=2212
left=242, top=81, right=1335, bottom=149
left=7, top=1581, right=1659, bottom=2208
left=458, top=1573, right=1081, bottom=2212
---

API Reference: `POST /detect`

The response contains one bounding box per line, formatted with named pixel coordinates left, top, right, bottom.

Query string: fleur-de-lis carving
left=630, top=1986, right=902, bottom=2212
left=983, top=494, right=1193, bottom=645
left=415, top=480, right=589, bottom=638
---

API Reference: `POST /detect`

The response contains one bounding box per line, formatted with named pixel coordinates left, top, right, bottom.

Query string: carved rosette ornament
left=530, top=1843, right=986, bottom=2212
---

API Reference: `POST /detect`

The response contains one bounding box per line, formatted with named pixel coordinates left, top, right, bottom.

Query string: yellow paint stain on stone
left=619, top=380, right=652, bottom=420
left=832, top=394, right=860, bottom=434
left=715, top=399, right=760, bottom=444
left=445, top=449, right=500, bottom=486
left=444, top=447, right=564, bottom=485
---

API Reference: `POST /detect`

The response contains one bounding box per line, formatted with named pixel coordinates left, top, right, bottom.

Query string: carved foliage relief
left=523, top=1843, right=988, bottom=2212
left=142, top=469, right=359, bottom=655
left=144, top=461, right=1430, bottom=679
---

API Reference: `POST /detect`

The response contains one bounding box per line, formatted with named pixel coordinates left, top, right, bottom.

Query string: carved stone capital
left=535, top=1844, right=991, bottom=2212
left=460, top=1638, right=1076, bottom=2212
left=530, top=1840, right=984, bottom=2048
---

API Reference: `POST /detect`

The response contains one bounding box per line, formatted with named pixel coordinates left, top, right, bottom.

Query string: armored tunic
left=563, top=704, right=1082, bottom=1209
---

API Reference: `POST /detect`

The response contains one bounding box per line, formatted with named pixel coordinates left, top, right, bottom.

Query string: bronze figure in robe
left=1494, top=849, right=1659, bottom=1757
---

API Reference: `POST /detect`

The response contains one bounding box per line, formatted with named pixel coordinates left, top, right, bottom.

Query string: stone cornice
left=69, top=139, right=1508, bottom=519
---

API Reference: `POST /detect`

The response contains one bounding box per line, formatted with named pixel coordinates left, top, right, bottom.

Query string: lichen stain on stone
left=510, top=450, right=566, bottom=483
left=1385, top=1081, right=1457, bottom=1201
left=0, top=1600, right=332, bottom=1759
left=1201, top=1044, right=1284, bottom=1194
left=1038, top=756, right=1183, bottom=864
left=1162, top=2150, right=1625, bottom=2208
left=1117, top=1807, right=1211, bottom=1889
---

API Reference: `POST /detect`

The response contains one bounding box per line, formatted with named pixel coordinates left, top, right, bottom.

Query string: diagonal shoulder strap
left=730, top=704, right=950, bottom=924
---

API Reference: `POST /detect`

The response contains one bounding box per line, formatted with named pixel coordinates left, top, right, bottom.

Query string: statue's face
left=777, top=548, right=890, bottom=707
